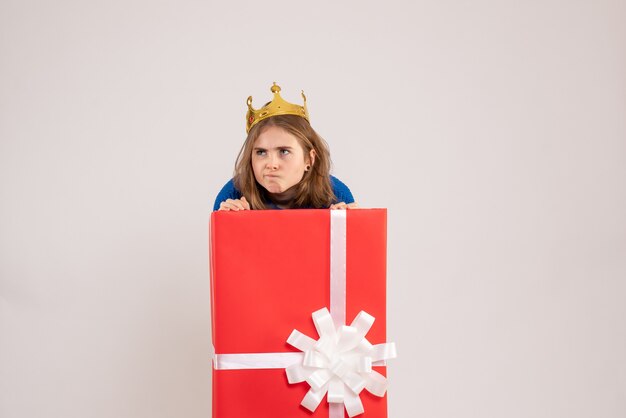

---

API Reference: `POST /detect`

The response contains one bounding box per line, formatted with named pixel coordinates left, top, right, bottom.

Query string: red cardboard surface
left=210, top=209, right=387, bottom=418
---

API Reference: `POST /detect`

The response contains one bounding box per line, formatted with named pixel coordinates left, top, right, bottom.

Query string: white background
left=1, top=1, right=625, bottom=417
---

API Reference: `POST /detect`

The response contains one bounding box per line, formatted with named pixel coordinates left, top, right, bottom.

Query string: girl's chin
left=263, top=184, right=284, bottom=194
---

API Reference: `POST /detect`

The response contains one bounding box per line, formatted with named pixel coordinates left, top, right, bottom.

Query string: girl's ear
left=308, top=149, right=317, bottom=167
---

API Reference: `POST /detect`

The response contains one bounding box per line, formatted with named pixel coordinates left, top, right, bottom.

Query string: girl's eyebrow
left=253, top=146, right=294, bottom=150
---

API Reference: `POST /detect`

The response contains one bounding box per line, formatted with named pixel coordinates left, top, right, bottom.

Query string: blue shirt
left=213, top=176, right=354, bottom=211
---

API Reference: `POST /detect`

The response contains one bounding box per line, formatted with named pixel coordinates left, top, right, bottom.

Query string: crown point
left=271, top=83, right=281, bottom=93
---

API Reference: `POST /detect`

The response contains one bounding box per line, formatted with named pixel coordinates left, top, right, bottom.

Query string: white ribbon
left=214, top=352, right=303, bottom=370
left=330, top=210, right=347, bottom=329
left=213, top=210, right=396, bottom=417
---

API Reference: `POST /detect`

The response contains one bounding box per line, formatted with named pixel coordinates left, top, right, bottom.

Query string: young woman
left=213, top=83, right=358, bottom=211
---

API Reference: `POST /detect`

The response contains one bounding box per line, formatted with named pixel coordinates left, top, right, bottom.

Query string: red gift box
left=210, top=209, right=390, bottom=418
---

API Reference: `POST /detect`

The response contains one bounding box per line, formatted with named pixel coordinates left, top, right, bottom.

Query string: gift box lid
left=209, top=209, right=387, bottom=354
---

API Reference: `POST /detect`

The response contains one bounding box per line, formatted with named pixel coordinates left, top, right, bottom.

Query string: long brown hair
left=233, top=115, right=335, bottom=209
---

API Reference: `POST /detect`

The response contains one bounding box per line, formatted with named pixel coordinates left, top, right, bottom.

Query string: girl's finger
left=226, top=199, right=245, bottom=210
left=220, top=201, right=239, bottom=211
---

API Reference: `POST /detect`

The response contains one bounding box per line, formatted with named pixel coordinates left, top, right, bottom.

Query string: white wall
left=1, top=1, right=625, bottom=417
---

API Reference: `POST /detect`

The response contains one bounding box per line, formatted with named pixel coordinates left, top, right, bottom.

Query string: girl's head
left=233, top=114, right=335, bottom=209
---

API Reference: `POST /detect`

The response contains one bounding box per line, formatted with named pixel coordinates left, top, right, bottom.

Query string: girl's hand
left=218, top=196, right=251, bottom=211
left=330, top=202, right=359, bottom=210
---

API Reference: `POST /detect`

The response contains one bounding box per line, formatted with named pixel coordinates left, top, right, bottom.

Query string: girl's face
left=251, top=125, right=314, bottom=195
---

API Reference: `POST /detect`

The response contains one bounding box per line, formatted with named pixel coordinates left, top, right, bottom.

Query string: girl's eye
left=255, top=150, right=266, bottom=156
left=280, top=149, right=290, bottom=155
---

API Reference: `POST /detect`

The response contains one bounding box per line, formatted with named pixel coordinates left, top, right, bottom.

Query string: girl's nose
left=266, top=154, right=278, bottom=169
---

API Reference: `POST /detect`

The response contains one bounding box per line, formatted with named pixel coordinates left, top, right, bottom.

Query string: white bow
left=286, top=307, right=397, bottom=417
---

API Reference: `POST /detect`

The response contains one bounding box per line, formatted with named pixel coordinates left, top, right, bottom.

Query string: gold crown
left=246, top=82, right=309, bottom=133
